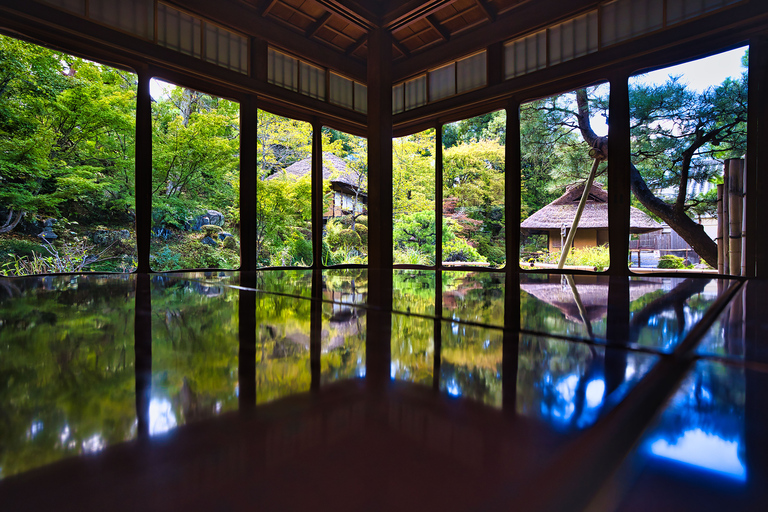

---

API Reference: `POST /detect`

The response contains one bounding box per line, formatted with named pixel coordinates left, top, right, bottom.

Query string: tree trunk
left=0, top=209, right=25, bottom=234
left=629, top=163, right=718, bottom=267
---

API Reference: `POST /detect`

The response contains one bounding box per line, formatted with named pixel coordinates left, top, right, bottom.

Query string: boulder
left=38, top=227, right=58, bottom=240
left=92, top=229, right=130, bottom=245
left=201, top=236, right=218, bottom=247
left=223, top=236, right=238, bottom=250
left=190, top=210, right=225, bottom=231
left=218, top=232, right=233, bottom=241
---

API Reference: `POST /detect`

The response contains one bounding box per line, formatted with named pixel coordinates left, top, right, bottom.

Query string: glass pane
left=150, top=80, right=240, bottom=271
left=628, top=47, right=748, bottom=274
left=393, top=129, right=436, bottom=265
left=442, top=111, right=506, bottom=268
left=257, top=111, right=313, bottom=267
left=519, top=84, right=610, bottom=272
left=322, top=127, right=368, bottom=265
left=0, top=35, right=137, bottom=275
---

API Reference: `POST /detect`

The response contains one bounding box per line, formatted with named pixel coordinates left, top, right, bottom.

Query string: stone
left=44, top=218, right=56, bottom=228
left=201, top=236, right=218, bottom=247
left=218, top=232, right=233, bottom=241
left=223, top=236, right=237, bottom=250
left=93, top=229, right=130, bottom=245
left=190, top=210, right=225, bottom=231
left=38, top=227, right=58, bottom=240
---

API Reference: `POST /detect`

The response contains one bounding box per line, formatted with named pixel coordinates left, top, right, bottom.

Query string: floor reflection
left=0, top=274, right=136, bottom=478
left=516, top=335, right=657, bottom=431
left=439, top=321, right=503, bottom=408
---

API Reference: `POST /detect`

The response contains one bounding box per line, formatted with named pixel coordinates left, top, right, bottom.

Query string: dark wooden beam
left=306, top=11, right=333, bottom=39
left=475, top=0, right=496, bottom=22
left=506, top=100, right=520, bottom=271
left=393, top=0, right=598, bottom=80
left=260, top=0, right=280, bottom=17
left=135, top=68, right=152, bottom=274
left=425, top=15, right=450, bottom=42
left=367, top=27, right=393, bottom=271
left=385, top=0, right=457, bottom=30
left=346, top=34, right=368, bottom=56
left=240, top=95, right=259, bottom=272
left=314, top=0, right=376, bottom=29
left=312, top=120, right=324, bottom=269
left=392, top=37, right=411, bottom=58
left=607, top=70, right=631, bottom=277
left=747, top=35, right=768, bottom=277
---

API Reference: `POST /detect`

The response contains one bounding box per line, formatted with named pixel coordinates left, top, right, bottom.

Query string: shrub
left=536, top=245, right=611, bottom=271
left=657, top=254, right=692, bottom=269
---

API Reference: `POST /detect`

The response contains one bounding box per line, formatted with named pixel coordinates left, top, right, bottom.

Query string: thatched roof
left=521, top=182, right=662, bottom=234
left=266, top=152, right=364, bottom=190
left=520, top=276, right=665, bottom=324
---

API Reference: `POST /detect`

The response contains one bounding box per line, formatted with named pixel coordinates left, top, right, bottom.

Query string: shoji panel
left=300, top=61, right=325, bottom=100
left=456, top=51, right=487, bottom=94
left=601, top=0, right=663, bottom=46
left=354, top=82, right=367, bottom=114
left=157, top=3, right=202, bottom=59
left=268, top=48, right=299, bottom=91
left=667, top=0, right=740, bottom=25
left=429, top=62, right=456, bottom=102
left=504, top=29, right=546, bottom=79
left=204, top=23, right=248, bottom=74
left=89, top=0, right=154, bottom=40
left=549, top=11, right=599, bottom=66
left=404, top=75, right=427, bottom=110
left=393, top=83, right=405, bottom=114
left=329, top=72, right=354, bottom=109
left=38, top=0, right=85, bottom=15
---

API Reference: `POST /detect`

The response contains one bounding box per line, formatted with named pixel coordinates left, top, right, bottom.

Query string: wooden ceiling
left=247, top=0, right=528, bottom=62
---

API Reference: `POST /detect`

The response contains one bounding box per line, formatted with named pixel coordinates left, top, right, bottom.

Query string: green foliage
left=537, top=245, right=611, bottom=272
left=657, top=254, right=693, bottom=269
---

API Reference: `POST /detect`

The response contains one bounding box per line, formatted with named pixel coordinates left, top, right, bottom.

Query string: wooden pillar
left=365, top=27, right=392, bottom=391
left=240, top=95, right=259, bottom=271
left=723, top=161, right=731, bottom=275
left=435, top=123, right=444, bottom=267
left=366, top=27, right=393, bottom=272
left=312, top=120, right=324, bottom=268
left=506, top=100, right=521, bottom=272
left=747, top=35, right=768, bottom=277
left=607, top=71, right=631, bottom=276
left=135, top=68, right=152, bottom=274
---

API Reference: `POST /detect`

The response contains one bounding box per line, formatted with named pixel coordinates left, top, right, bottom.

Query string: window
left=150, top=80, right=240, bottom=271
left=519, top=85, right=610, bottom=272
left=627, top=47, right=748, bottom=274
left=442, top=111, right=506, bottom=268
left=0, top=35, right=137, bottom=275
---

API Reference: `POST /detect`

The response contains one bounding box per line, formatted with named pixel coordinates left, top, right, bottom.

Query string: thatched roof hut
left=520, top=275, right=664, bottom=325
left=521, top=182, right=662, bottom=251
left=267, top=152, right=363, bottom=190
left=521, top=182, right=662, bottom=234
left=267, top=152, right=366, bottom=218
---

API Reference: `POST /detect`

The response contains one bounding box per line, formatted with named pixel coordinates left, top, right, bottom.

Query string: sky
left=632, top=46, right=748, bottom=90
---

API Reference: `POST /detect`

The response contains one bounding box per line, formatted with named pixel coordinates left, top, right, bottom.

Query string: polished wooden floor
left=0, top=270, right=765, bottom=511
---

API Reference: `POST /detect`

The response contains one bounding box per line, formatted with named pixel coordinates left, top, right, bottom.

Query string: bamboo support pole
left=717, top=184, right=724, bottom=274
left=723, top=161, right=730, bottom=275
left=742, top=158, right=748, bottom=277
left=729, top=158, right=743, bottom=276
left=558, top=158, right=601, bottom=269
